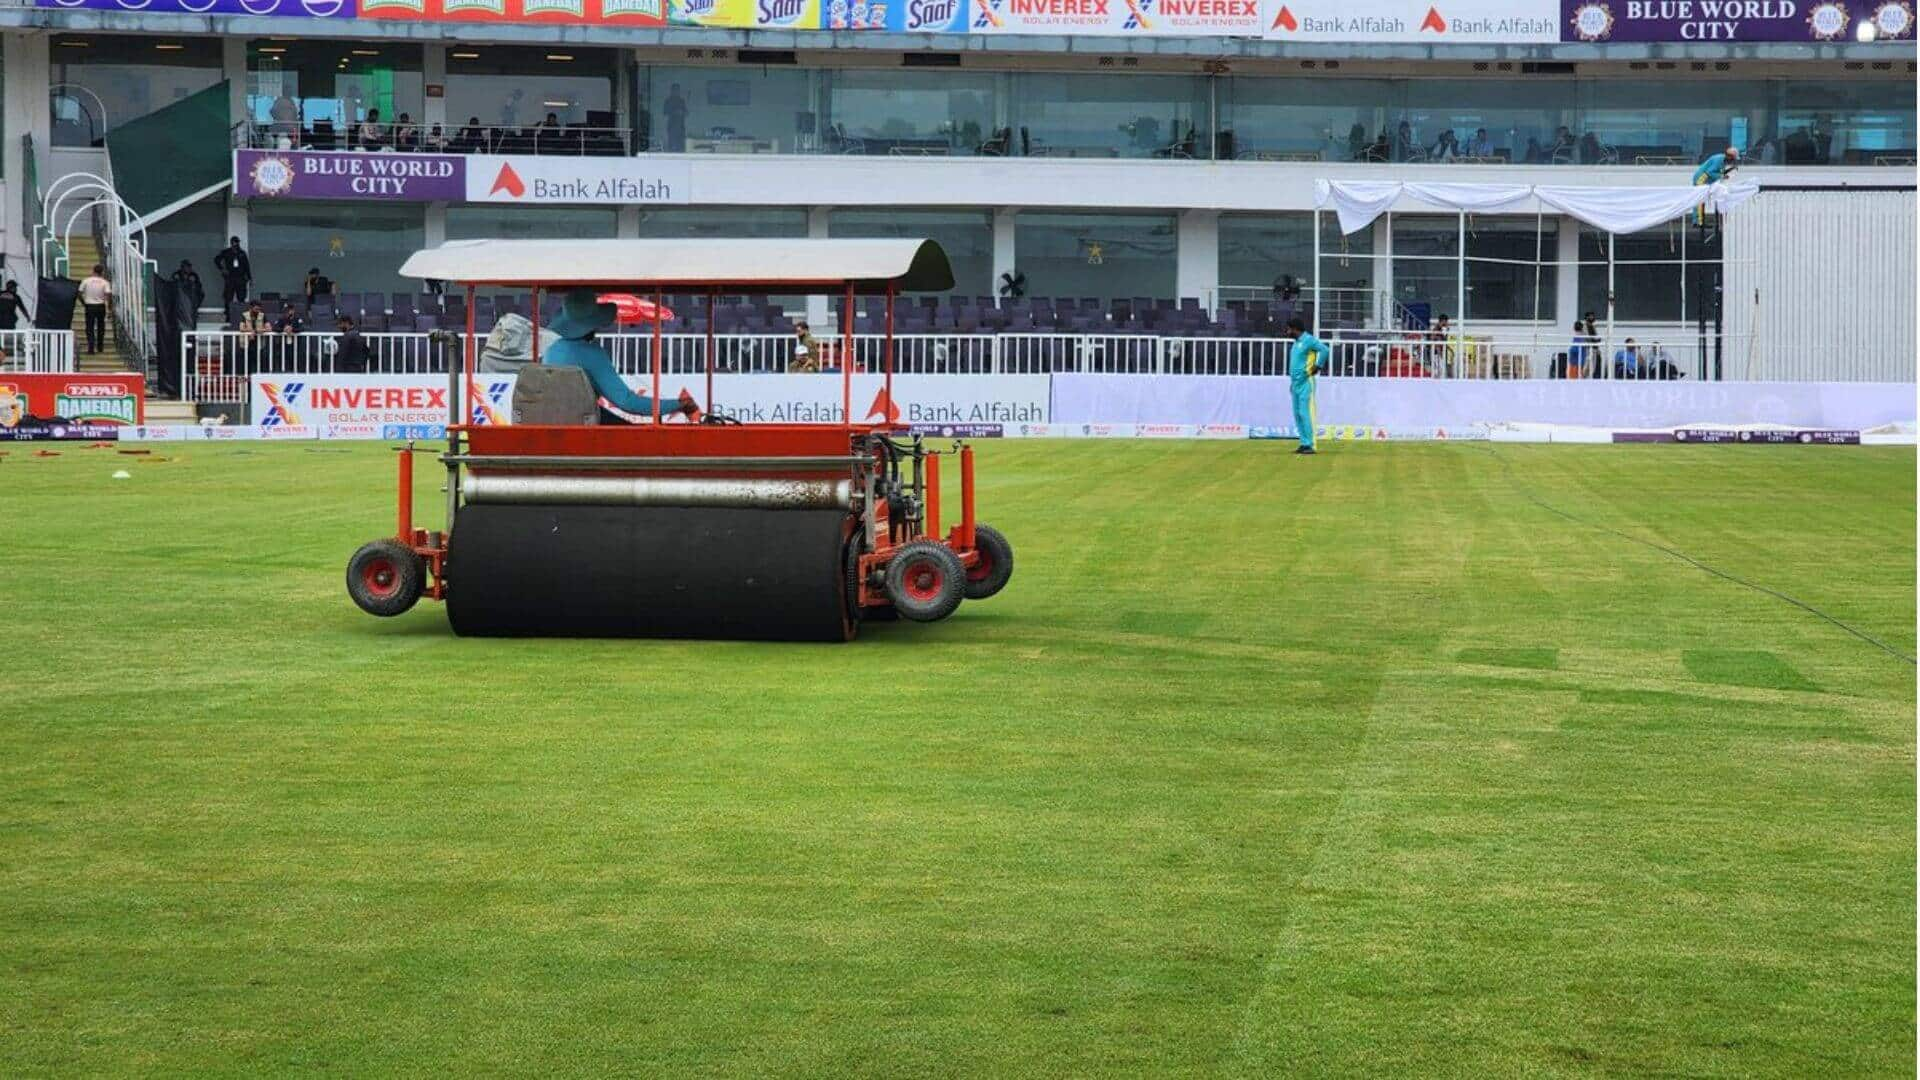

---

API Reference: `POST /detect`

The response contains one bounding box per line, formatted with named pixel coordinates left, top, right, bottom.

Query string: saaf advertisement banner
left=359, top=0, right=667, bottom=25
left=252, top=372, right=1049, bottom=429
left=670, top=0, right=821, bottom=26
left=827, top=0, right=971, bottom=30
left=1263, top=0, right=1558, bottom=40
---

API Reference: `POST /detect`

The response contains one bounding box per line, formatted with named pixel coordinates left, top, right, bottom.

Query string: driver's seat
left=511, top=364, right=597, bottom=425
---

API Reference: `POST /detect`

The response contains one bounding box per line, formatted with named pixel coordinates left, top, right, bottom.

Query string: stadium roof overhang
left=399, top=237, right=957, bottom=294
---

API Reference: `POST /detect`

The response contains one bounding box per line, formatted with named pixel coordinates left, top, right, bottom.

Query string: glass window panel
left=1577, top=226, right=1685, bottom=322
left=1221, top=78, right=1394, bottom=162
left=822, top=70, right=999, bottom=156
left=1011, top=74, right=1205, bottom=160
left=641, top=67, right=815, bottom=154
left=829, top=210, right=992, bottom=296
left=1780, top=78, right=1916, bottom=165
left=1218, top=212, right=1316, bottom=293
left=1581, top=80, right=1769, bottom=165
left=1396, top=79, right=1577, bottom=165
left=447, top=206, right=618, bottom=241
left=1013, top=211, right=1176, bottom=306
left=249, top=202, right=425, bottom=299
left=1391, top=214, right=1461, bottom=318
left=247, top=40, right=423, bottom=145
left=1465, top=217, right=1557, bottom=321
left=446, top=45, right=615, bottom=145
left=51, top=35, right=222, bottom=147
left=633, top=207, right=808, bottom=238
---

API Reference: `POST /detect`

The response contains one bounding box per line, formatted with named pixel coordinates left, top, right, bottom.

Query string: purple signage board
left=1564, top=0, right=1915, bottom=41
left=235, top=150, right=466, bottom=201
left=37, top=0, right=352, bottom=15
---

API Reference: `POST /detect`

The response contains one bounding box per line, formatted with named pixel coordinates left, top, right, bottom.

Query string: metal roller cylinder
left=445, top=503, right=853, bottom=641
left=463, top=473, right=853, bottom=510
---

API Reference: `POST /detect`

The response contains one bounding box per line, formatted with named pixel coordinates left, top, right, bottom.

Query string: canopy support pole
left=705, top=291, right=715, bottom=413
left=885, top=282, right=895, bottom=416
left=1606, top=233, right=1617, bottom=380
left=1531, top=206, right=1543, bottom=374
left=651, top=285, right=663, bottom=422
left=1455, top=209, right=1466, bottom=378
left=529, top=286, right=541, bottom=364
left=841, top=283, right=855, bottom=423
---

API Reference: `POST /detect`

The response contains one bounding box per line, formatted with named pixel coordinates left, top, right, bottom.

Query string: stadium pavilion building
left=1, top=0, right=1914, bottom=378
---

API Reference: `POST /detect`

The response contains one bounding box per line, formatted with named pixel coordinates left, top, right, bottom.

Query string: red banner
left=0, top=373, right=145, bottom=434
left=357, top=0, right=667, bottom=23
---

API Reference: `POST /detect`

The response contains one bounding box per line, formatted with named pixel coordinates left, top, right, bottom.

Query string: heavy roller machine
left=343, top=238, right=1013, bottom=640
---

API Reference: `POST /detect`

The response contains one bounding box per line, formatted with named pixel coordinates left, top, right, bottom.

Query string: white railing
left=0, top=330, right=77, bottom=373
left=177, top=327, right=1796, bottom=403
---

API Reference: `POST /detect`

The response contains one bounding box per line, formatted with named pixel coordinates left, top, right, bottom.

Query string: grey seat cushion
left=511, top=365, right=598, bottom=425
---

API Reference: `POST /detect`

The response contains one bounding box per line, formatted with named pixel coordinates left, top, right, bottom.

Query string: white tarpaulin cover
left=1313, top=180, right=1760, bottom=235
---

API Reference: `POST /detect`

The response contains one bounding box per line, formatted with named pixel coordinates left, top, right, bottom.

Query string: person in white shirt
left=357, top=108, right=387, bottom=150
left=78, top=264, right=111, bottom=354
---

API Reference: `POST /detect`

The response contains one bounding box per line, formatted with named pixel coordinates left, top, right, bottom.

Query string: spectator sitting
left=304, top=267, right=337, bottom=307
left=791, top=321, right=820, bottom=372
left=392, top=113, right=418, bottom=151
left=274, top=303, right=305, bottom=338
left=1549, top=126, right=1576, bottom=161
left=456, top=117, right=488, bottom=153
left=1430, top=129, right=1459, bottom=162
left=1467, top=128, right=1494, bottom=158
left=1346, top=124, right=1368, bottom=161
left=1393, top=120, right=1415, bottom=161
left=425, top=124, right=449, bottom=152
left=1613, top=338, right=1642, bottom=379
left=333, top=315, right=370, bottom=373
left=1522, top=136, right=1544, bottom=163
left=238, top=299, right=269, bottom=372
left=1362, top=133, right=1391, bottom=163
left=357, top=108, right=387, bottom=150
left=1645, top=341, right=1685, bottom=380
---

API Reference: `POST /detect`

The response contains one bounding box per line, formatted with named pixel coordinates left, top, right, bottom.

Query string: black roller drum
left=445, top=504, right=853, bottom=641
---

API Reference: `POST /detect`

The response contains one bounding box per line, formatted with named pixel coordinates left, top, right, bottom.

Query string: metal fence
left=0, top=330, right=76, bottom=373
left=179, top=326, right=1792, bottom=403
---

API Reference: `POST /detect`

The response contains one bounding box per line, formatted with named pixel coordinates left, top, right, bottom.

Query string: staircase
left=65, top=233, right=124, bottom=373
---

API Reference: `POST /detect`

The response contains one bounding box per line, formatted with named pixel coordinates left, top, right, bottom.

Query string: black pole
left=1711, top=219, right=1725, bottom=382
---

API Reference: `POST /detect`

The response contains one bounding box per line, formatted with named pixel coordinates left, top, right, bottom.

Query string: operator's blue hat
left=547, top=287, right=617, bottom=340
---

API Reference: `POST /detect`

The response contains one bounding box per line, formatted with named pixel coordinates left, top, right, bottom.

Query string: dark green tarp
left=106, top=81, right=231, bottom=220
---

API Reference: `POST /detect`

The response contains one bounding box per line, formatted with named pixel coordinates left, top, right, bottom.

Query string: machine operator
left=546, top=288, right=699, bottom=423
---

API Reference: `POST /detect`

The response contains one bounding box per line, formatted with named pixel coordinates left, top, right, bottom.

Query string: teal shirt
left=1693, top=152, right=1730, bottom=184
left=1289, top=332, right=1327, bottom=379
left=542, top=336, right=653, bottom=415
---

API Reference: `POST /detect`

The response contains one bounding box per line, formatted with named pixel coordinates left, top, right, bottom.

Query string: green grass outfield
left=2, top=439, right=1913, bottom=1076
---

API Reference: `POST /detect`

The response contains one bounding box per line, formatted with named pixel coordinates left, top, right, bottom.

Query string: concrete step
left=143, top=399, right=196, bottom=423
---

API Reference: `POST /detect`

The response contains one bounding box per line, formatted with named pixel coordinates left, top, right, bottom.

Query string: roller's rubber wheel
left=347, top=539, right=425, bottom=617
left=962, top=523, right=1014, bottom=601
left=884, top=541, right=966, bottom=623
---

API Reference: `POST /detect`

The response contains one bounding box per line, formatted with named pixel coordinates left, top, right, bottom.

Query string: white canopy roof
left=1313, top=180, right=1762, bottom=236
left=398, top=237, right=955, bottom=294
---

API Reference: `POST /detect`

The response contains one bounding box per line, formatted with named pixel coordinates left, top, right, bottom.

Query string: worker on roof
left=1286, top=316, right=1327, bottom=456
left=545, top=288, right=698, bottom=423
left=1692, top=145, right=1740, bottom=227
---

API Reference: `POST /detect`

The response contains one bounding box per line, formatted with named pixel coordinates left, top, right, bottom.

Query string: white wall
left=1725, top=188, right=1917, bottom=383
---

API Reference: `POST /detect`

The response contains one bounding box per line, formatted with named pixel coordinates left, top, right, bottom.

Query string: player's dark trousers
left=223, top=278, right=248, bottom=311
left=83, top=302, right=106, bottom=353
